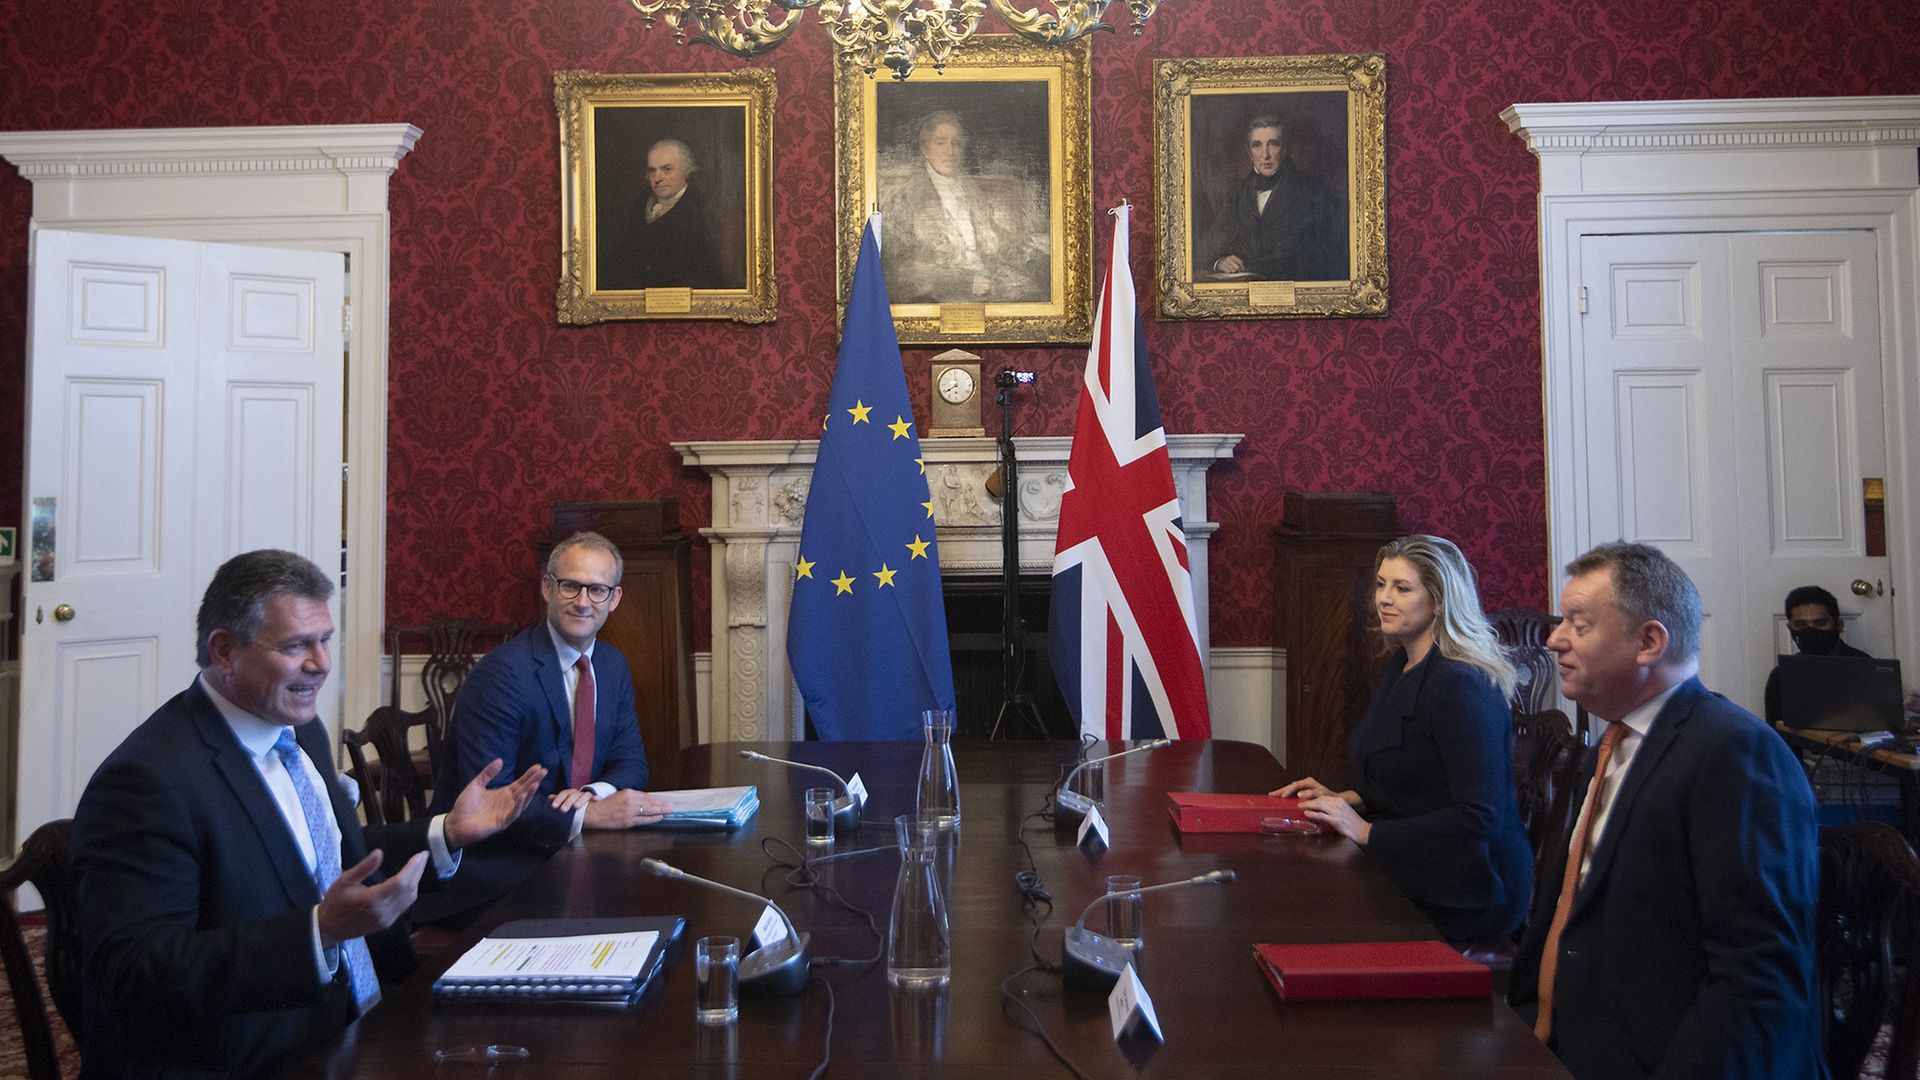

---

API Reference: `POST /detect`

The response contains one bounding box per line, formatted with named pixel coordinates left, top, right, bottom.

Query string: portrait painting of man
left=555, top=69, right=775, bottom=324
left=1190, top=92, right=1350, bottom=283
left=592, top=105, right=748, bottom=292
left=1151, top=54, right=1385, bottom=320
left=875, top=83, right=1052, bottom=306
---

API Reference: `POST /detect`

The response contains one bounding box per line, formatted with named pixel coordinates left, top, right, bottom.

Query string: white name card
left=1107, top=963, right=1165, bottom=1043
left=846, top=772, right=869, bottom=808
left=752, top=904, right=789, bottom=950
left=1077, top=803, right=1110, bottom=849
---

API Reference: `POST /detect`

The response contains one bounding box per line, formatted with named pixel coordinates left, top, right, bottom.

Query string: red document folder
left=1166, top=792, right=1322, bottom=834
left=1254, top=941, right=1492, bottom=1001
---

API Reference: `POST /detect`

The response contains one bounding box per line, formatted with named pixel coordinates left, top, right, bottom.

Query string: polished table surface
left=299, top=740, right=1571, bottom=1078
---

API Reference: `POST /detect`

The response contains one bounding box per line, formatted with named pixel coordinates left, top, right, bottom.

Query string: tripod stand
left=988, top=368, right=1049, bottom=740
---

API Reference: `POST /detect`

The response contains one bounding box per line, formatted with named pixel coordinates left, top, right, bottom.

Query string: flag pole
left=989, top=364, right=1052, bottom=740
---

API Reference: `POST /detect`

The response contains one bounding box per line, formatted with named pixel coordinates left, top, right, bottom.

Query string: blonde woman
left=1275, top=534, right=1531, bottom=945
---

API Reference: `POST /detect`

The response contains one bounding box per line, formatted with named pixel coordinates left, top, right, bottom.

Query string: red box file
left=1166, top=792, right=1322, bottom=834
left=1254, top=941, right=1492, bottom=1001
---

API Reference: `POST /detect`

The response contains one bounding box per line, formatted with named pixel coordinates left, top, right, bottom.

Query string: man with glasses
left=419, top=532, right=669, bottom=924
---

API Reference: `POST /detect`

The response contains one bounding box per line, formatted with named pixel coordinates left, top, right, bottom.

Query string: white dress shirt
left=1577, top=682, right=1683, bottom=887
left=545, top=624, right=616, bottom=838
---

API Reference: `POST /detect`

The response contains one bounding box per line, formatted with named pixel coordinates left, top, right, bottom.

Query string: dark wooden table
left=298, top=740, right=1571, bottom=1078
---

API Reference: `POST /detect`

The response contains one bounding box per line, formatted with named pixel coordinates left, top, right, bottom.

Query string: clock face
left=937, top=366, right=977, bottom=404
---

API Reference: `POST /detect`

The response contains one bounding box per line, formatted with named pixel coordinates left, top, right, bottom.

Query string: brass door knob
left=52, top=604, right=76, bottom=622
left=1851, top=579, right=1879, bottom=597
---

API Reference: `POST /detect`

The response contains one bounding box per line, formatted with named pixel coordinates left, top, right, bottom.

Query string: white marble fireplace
left=675, top=435, right=1241, bottom=741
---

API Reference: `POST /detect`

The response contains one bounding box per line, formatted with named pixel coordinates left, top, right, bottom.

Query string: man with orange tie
left=1509, top=542, right=1821, bottom=1079
left=419, top=531, right=670, bottom=924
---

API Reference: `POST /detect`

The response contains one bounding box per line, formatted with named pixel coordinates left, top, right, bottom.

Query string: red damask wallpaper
left=1, top=0, right=1916, bottom=650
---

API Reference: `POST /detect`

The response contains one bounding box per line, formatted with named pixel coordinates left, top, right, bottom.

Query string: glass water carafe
left=915, top=708, right=961, bottom=827
left=887, top=814, right=952, bottom=989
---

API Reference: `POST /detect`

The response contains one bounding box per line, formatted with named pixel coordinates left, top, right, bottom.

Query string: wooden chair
left=0, top=819, right=81, bottom=1080
left=1817, top=821, right=1920, bottom=1079
left=385, top=618, right=516, bottom=779
left=1490, top=605, right=1592, bottom=744
left=343, top=706, right=438, bottom=826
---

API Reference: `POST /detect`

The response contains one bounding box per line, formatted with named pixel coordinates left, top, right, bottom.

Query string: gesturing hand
left=316, top=849, right=428, bottom=946
left=444, top=759, right=548, bottom=850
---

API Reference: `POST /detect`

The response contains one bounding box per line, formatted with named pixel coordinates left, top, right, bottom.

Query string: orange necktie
left=570, top=654, right=597, bottom=788
left=1533, top=720, right=1628, bottom=1042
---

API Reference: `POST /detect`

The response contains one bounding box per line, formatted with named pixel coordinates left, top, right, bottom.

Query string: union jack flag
left=1048, top=204, right=1211, bottom=740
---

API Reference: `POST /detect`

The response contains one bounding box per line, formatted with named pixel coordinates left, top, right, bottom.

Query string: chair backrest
left=1510, top=708, right=1592, bottom=866
left=0, top=819, right=81, bottom=1080
left=1488, top=607, right=1561, bottom=715
left=343, top=706, right=437, bottom=827
left=386, top=618, right=516, bottom=776
left=1817, top=821, right=1920, bottom=1079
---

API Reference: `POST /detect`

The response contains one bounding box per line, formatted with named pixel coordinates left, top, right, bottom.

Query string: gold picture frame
left=834, top=37, right=1093, bottom=345
left=555, top=69, right=776, bottom=324
left=1153, top=54, right=1387, bottom=320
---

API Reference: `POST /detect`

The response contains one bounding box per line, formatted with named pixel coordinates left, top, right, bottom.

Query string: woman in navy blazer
left=1276, top=534, right=1532, bottom=945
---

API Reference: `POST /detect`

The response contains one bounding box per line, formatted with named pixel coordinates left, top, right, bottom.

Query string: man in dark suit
left=598, top=138, right=726, bottom=291
left=72, top=549, right=545, bottom=1077
left=420, top=532, right=668, bottom=922
left=1510, top=542, right=1822, bottom=1080
left=1200, top=114, right=1348, bottom=283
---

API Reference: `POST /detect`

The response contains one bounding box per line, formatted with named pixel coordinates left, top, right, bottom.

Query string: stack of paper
left=433, top=918, right=681, bottom=1002
left=645, top=785, right=760, bottom=830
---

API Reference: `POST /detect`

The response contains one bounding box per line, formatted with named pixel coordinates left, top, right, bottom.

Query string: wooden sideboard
left=550, top=500, right=698, bottom=788
left=1273, top=492, right=1399, bottom=787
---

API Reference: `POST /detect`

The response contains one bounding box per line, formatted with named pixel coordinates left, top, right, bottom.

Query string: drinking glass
left=695, top=935, right=740, bottom=1024
left=805, top=787, right=837, bottom=851
left=1105, top=874, right=1144, bottom=951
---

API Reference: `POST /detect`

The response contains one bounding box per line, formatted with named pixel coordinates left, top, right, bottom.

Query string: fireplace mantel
left=675, top=434, right=1241, bottom=741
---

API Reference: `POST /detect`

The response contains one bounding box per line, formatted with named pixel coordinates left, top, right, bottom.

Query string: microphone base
left=1061, top=927, right=1134, bottom=992
left=1053, top=788, right=1094, bottom=832
left=833, top=798, right=861, bottom=835
left=740, top=933, right=812, bottom=998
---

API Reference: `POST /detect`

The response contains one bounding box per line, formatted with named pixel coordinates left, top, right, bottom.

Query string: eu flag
left=787, top=218, right=956, bottom=739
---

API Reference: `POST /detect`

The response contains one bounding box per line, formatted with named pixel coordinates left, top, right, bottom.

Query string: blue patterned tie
left=273, top=729, right=378, bottom=1011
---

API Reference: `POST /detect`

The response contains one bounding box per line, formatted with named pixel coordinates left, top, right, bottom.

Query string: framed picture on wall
left=1153, top=54, right=1387, bottom=320
left=555, top=69, right=776, bottom=325
left=834, top=37, right=1093, bottom=345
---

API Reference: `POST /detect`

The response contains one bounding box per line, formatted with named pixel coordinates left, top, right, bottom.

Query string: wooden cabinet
left=551, top=501, right=697, bottom=788
left=1273, top=492, right=1399, bottom=788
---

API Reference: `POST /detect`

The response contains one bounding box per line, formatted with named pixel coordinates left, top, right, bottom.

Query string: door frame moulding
left=1502, top=96, right=1920, bottom=667
left=0, top=123, right=421, bottom=732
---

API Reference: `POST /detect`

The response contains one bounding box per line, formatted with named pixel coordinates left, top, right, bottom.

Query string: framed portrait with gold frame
left=834, top=37, right=1093, bottom=345
left=1153, top=54, right=1387, bottom=320
left=555, top=68, right=776, bottom=325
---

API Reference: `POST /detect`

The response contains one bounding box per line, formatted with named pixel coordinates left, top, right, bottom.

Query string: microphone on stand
left=640, top=858, right=812, bottom=997
left=1061, top=870, right=1236, bottom=991
left=738, top=749, right=864, bottom=833
left=1053, top=739, right=1171, bottom=824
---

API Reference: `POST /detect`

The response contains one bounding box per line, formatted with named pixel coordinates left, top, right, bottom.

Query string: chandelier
left=628, top=0, right=1162, bottom=81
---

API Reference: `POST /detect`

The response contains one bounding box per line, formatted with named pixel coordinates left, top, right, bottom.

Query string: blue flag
left=787, top=220, right=956, bottom=739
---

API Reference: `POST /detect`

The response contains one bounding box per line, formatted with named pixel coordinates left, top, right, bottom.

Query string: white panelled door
left=18, top=230, right=343, bottom=835
left=1579, top=230, right=1891, bottom=713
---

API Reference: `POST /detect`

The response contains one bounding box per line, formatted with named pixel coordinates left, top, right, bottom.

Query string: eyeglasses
left=547, top=575, right=616, bottom=604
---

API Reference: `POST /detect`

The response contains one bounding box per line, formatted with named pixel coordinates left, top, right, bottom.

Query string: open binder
left=432, top=916, right=686, bottom=1003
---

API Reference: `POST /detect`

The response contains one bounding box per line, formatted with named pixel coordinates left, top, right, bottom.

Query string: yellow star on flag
left=831, top=571, right=855, bottom=595
left=873, top=564, right=897, bottom=588
left=795, top=556, right=815, bottom=580
left=888, top=416, right=912, bottom=440
left=922, top=500, right=935, bottom=518
left=821, top=413, right=829, bottom=431
left=905, top=535, right=930, bottom=560
left=914, top=457, right=925, bottom=474
left=848, top=400, right=872, bottom=424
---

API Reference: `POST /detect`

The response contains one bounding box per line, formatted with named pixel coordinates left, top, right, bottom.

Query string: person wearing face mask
left=1763, top=585, right=1871, bottom=726
left=1272, top=534, right=1532, bottom=947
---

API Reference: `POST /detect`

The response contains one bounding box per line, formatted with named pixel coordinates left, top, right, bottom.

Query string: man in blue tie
left=415, top=532, right=667, bottom=925
left=72, top=549, right=547, bottom=1077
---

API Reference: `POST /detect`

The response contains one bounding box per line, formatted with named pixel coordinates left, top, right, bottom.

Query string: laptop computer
left=1775, top=654, right=1906, bottom=734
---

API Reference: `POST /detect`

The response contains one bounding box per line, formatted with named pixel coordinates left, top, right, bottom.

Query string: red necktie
left=570, top=654, right=597, bottom=788
left=1534, top=721, right=1628, bottom=1042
